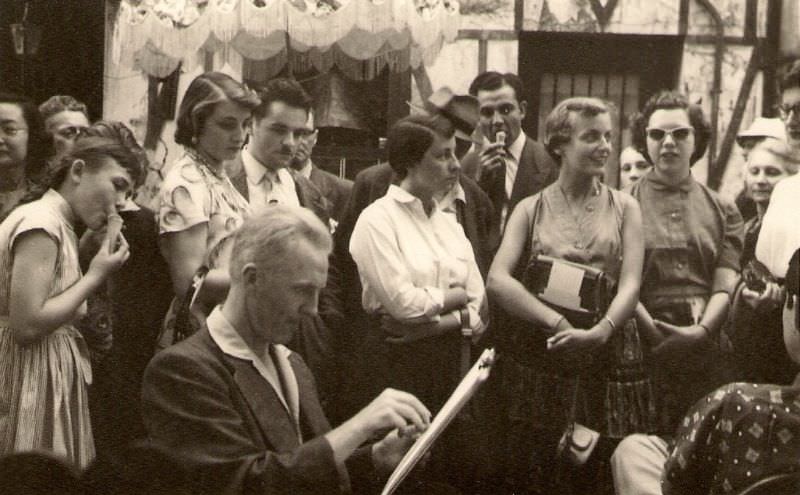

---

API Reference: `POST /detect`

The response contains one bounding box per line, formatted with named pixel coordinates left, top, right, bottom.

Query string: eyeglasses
left=55, top=126, right=88, bottom=140
left=645, top=127, right=694, bottom=141
left=0, top=125, right=28, bottom=138
left=778, top=102, right=800, bottom=119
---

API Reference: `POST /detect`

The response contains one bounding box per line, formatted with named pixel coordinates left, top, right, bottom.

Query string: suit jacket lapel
left=308, top=166, right=328, bottom=197
left=509, top=137, right=539, bottom=208
left=226, top=155, right=249, bottom=202
left=225, top=355, right=300, bottom=450
left=289, top=353, right=332, bottom=439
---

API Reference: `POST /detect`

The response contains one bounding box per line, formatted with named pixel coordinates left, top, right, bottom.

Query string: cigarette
left=495, top=131, right=506, bottom=145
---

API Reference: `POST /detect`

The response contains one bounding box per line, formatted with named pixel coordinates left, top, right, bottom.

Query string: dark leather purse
left=742, top=259, right=776, bottom=293
left=522, top=254, right=613, bottom=329
left=156, top=266, right=209, bottom=350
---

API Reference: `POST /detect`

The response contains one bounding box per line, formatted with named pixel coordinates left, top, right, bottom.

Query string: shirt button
left=671, top=212, right=681, bottom=221
left=676, top=263, right=684, bottom=270
left=575, top=241, right=584, bottom=249
left=586, top=205, right=594, bottom=212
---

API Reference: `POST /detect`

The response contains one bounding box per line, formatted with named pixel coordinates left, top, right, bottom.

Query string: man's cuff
left=346, top=445, right=384, bottom=494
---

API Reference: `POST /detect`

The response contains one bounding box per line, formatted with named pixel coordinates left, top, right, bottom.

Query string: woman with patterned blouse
left=611, top=91, right=744, bottom=495
left=157, top=72, right=259, bottom=345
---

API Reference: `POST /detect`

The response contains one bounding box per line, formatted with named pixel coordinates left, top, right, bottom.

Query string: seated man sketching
left=141, top=206, right=431, bottom=494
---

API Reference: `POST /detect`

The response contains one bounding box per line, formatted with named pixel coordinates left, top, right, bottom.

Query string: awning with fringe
left=111, top=0, right=460, bottom=80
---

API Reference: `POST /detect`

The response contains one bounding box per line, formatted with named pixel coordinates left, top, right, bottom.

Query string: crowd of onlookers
left=1, top=59, right=800, bottom=494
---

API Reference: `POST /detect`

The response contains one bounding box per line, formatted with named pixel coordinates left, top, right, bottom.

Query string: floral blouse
left=158, top=150, right=250, bottom=269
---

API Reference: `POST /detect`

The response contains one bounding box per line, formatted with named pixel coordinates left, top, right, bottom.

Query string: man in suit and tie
left=226, top=78, right=330, bottom=224
left=142, top=206, right=431, bottom=495
left=225, top=78, right=335, bottom=389
left=289, top=111, right=354, bottom=225
left=461, top=71, right=558, bottom=233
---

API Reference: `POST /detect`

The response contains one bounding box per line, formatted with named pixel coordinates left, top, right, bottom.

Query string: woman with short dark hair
left=612, top=90, right=744, bottom=494
left=0, top=93, right=50, bottom=221
left=349, top=114, right=488, bottom=414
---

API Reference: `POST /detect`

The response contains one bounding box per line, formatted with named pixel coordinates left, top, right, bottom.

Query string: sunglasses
left=778, top=102, right=800, bottom=119
left=645, top=127, right=694, bottom=141
left=55, top=126, right=88, bottom=139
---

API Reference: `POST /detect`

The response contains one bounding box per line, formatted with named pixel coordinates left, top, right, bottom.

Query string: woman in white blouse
left=349, top=114, right=488, bottom=415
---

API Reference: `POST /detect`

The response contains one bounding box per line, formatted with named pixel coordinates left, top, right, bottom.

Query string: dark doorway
left=518, top=32, right=684, bottom=186
left=0, top=0, right=105, bottom=119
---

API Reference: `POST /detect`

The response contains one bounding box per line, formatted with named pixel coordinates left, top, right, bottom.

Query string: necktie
left=269, top=345, right=290, bottom=409
left=262, top=169, right=276, bottom=194
left=480, top=159, right=506, bottom=226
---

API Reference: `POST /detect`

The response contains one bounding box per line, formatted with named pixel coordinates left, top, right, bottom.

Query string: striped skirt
left=0, top=323, right=95, bottom=469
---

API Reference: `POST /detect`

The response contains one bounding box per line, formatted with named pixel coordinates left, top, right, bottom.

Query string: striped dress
left=0, top=189, right=94, bottom=468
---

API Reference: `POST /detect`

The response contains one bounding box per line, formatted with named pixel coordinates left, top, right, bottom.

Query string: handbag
left=742, top=259, right=776, bottom=293
left=556, top=377, right=599, bottom=467
left=156, top=266, right=209, bottom=350
left=522, top=254, right=613, bottom=329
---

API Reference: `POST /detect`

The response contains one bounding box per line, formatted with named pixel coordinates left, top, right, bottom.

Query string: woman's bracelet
left=603, top=315, right=617, bottom=333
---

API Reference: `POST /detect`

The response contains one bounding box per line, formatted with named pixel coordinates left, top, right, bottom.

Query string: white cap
left=737, top=117, right=786, bottom=146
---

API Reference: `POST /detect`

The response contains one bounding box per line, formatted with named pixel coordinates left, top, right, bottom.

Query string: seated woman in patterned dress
left=0, top=135, right=142, bottom=468
left=487, top=97, right=644, bottom=493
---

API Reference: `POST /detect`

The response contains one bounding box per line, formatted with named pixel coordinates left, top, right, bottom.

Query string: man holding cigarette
left=461, top=72, right=557, bottom=233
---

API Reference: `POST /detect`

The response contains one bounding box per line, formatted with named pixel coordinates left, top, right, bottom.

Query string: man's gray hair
left=229, top=206, right=331, bottom=281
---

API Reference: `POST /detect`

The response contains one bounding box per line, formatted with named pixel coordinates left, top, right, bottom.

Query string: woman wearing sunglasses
left=611, top=91, right=744, bottom=494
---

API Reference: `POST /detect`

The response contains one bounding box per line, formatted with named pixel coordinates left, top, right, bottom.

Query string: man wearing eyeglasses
left=756, top=60, right=800, bottom=286
left=289, top=111, right=353, bottom=225
left=226, top=78, right=330, bottom=224
left=38, top=95, right=90, bottom=161
left=461, top=72, right=557, bottom=234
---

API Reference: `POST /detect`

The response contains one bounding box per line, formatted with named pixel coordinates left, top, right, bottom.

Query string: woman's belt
left=643, top=294, right=708, bottom=326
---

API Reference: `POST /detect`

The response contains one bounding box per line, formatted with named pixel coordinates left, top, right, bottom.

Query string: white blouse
left=349, top=185, right=487, bottom=334
left=756, top=174, right=800, bottom=278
